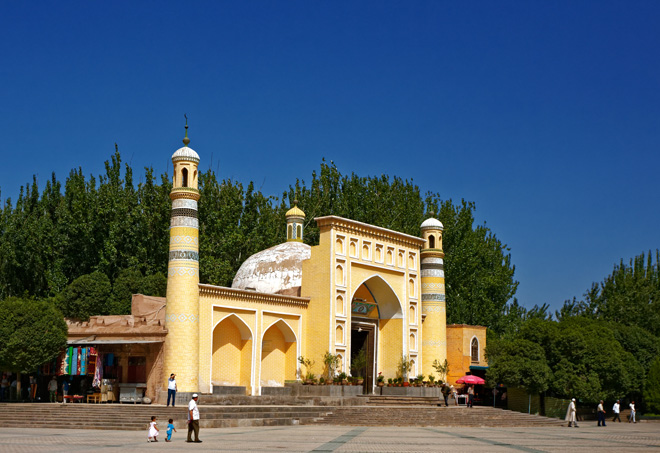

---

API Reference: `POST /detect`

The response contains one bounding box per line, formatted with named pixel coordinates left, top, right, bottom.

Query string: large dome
left=231, top=242, right=311, bottom=295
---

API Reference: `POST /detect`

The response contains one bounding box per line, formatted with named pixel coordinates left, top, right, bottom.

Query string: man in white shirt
left=597, top=400, right=606, bottom=426
left=167, top=374, right=177, bottom=407
left=629, top=401, right=636, bottom=423
left=612, top=400, right=621, bottom=422
left=187, top=393, right=202, bottom=443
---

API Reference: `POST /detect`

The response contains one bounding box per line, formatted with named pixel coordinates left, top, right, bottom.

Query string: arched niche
left=212, top=314, right=253, bottom=387
left=261, top=319, right=297, bottom=386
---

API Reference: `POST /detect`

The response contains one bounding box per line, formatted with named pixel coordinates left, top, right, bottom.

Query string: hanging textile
left=70, top=347, right=78, bottom=375
left=80, top=347, right=87, bottom=375
left=65, top=346, right=73, bottom=374
left=76, top=347, right=82, bottom=375
left=92, top=353, right=103, bottom=388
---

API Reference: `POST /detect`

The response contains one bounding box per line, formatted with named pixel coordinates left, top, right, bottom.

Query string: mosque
left=66, top=128, right=487, bottom=400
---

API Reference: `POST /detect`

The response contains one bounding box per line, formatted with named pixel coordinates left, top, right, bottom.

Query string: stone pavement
left=0, top=423, right=658, bottom=452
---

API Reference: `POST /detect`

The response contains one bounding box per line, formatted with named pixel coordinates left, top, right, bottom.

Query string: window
left=471, top=338, right=479, bottom=363
left=182, top=168, right=189, bottom=187
left=429, top=235, right=435, bottom=248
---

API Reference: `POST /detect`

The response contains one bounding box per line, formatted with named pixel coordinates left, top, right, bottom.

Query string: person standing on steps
left=187, top=393, right=202, bottom=443
left=597, top=400, right=607, bottom=426
left=167, top=373, right=177, bottom=407
left=566, top=398, right=579, bottom=427
left=441, top=383, right=450, bottom=407
left=48, top=376, right=58, bottom=403
left=612, top=400, right=621, bottom=422
left=467, top=385, right=475, bottom=408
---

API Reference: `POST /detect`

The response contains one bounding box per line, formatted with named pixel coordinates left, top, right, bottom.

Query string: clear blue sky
left=1, top=1, right=659, bottom=312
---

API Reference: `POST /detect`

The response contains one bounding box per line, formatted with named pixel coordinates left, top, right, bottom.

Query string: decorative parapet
left=315, top=216, right=426, bottom=249
left=199, top=284, right=311, bottom=308
left=170, top=187, right=200, bottom=201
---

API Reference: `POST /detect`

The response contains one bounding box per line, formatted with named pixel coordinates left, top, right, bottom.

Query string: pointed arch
left=470, top=336, right=480, bottom=363
left=351, top=274, right=403, bottom=319
left=212, top=313, right=254, bottom=388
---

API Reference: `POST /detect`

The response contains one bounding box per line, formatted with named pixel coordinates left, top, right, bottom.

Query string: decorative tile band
left=422, top=294, right=446, bottom=302
left=421, top=282, right=445, bottom=290
left=421, top=269, right=444, bottom=278
left=165, top=313, right=199, bottom=323
left=169, top=250, right=199, bottom=261
left=171, top=208, right=198, bottom=219
left=421, top=257, right=444, bottom=265
left=170, top=217, right=199, bottom=228
left=421, top=262, right=444, bottom=270
left=172, top=199, right=198, bottom=210
left=170, top=235, right=199, bottom=246
left=168, top=267, right=199, bottom=277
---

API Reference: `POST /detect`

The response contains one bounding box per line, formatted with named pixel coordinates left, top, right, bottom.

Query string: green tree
left=54, top=271, right=112, bottom=319
left=486, top=337, right=551, bottom=394
left=644, top=357, right=660, bottom=415
left=0, top=297, right=68, bottom=372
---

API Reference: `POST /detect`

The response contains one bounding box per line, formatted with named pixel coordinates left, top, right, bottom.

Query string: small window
left=429, top=235, right=435, bottom=248
left=182, top=168, right=189, bottom=187
left=296, top=225, right=302, bottom=239
left=471, top=338, right=479, bottom=363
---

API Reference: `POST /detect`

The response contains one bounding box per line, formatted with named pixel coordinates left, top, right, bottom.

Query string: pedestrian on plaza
left=147, top=416, right=159, bottom=442
left=450, top=385, right=458, bottom=406
left=9, top=377, right=17, bottom=401
left=167, top=373, right=177, bottom=407
left=467, top=385, right=475, bottom=408
left=612, top=400, right=621, bottom=422
left=166, top=418, right=177, bottom=442
left=48, top=376, right=58, bottom=403
left=0, top=374, right=8, bottom=401
left=187, top=393, right=202, bottom=443
left=62, top=379, right=70, bottom=403
left=565, top=398, right=579, bottom=427
left=29, top=375, right=37, bottom=402
left=597, top=400, right=607, bottom=426
left=441, top=383, right=450, bottom=407
left=629, top=401, right=636, bottom=423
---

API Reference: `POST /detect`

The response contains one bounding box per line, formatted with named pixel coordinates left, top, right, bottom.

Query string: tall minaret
left=163, top=121, right=201, bottom=393
left=420, top=215, right=447, bottom=379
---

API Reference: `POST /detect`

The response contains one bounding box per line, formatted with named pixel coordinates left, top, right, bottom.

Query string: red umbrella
left=456, top=375, right=485, bottom=384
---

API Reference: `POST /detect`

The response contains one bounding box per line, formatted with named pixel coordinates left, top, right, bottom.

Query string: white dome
left=232, top=242, right=311, bottom=295
left=172, top=146, right=200, bottom=162
left=421, top=217, right=443, bottom=230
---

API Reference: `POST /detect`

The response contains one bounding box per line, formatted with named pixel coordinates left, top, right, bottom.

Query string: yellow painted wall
left=446, top=324, right=487, bottom=385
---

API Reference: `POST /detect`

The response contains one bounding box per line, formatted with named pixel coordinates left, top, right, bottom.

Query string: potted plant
left=305, top=372, right=316, bottom=385
left=387, top=378, right=393, bottom=387
left=298, top=356, right=315, bottom=384
left=432, top=359, right=449, bottom=384
left=323, top=351, right=340, bottom=383
left=377, top=372, right=385, bottom=387
left=416, top=374, right=425, bottom=387
left=397, top=354, right=413, bottom=383
left=428, top=374, right=436, bottom=387
left=338, top=372, right=348, bottom=385
left=319, top=377, right=325, bottom=385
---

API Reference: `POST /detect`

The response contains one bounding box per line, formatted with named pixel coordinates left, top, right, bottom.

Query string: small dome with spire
left=421, top=217, right=443, bottom=230
left=286, top=202, right=305, bottom=219
left=172, top=146, right=200, bottom=163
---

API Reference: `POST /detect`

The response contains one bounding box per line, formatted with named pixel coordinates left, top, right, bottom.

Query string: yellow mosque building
left=156, top=128, right=487, bottom=397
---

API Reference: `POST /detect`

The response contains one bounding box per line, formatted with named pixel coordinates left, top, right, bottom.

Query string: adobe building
left=65, top=126, right=487, bottom=400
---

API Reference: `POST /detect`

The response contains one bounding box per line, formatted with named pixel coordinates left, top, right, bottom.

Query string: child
left=147, top=416, right=159, bottom=442
left=166, top=418, right=177, bottom=442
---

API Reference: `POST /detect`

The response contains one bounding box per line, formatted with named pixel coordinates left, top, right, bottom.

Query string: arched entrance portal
left=211, top=314, right=253, bottom=390
left=350, top=275, right=403, bottom=393
left=260, top=320, right=297, bottom=387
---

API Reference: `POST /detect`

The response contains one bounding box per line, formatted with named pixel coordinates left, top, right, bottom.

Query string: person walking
left=441, top=383, right=450, bottom=407
left=467, top=385, right=475, bottom=408
left=62, top=379, right=69, bottom=403
left=166, top=418, right=177, bottom=442
left=565, top=398, right=579, bottom=427
left=187, top=393, right=202, bottom=443
left=0, top=374, right=8, bottom=401
left=629, top=401, right=636, bottom=423
left=451, top=385, right=458, bottom=406
left=48, top=377, right=58, bottom=403
left=147, top=416, right=159, bottom=442
left=612, top=400, right=621, bottom=422
left=29, top=375, right=37, bottom=402
left=597, top=400, right=607, bottom=426
left=167, top=373, right=177, bottom=407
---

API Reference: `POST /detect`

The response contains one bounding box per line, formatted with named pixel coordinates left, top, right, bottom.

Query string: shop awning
left=469, top=365, right=489, bottom=370
left=67, top=339, right=164, bottom=345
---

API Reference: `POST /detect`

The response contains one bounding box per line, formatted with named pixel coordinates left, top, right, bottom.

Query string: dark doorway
left=351, top=321, right=376, bottom=393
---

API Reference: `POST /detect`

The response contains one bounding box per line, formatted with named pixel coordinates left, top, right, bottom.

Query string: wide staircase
left=311, top=398, right=566, bottom=427
left=0, top=403, right=332, bottom=431
left=0, top=399, right=566, bottom=430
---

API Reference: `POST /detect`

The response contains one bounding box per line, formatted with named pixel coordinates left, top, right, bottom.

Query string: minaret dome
left=286, top=201, right=305, bottom=242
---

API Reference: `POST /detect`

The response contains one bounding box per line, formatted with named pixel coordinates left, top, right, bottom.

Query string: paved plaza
left=0, top=423, right=658, bottom=452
